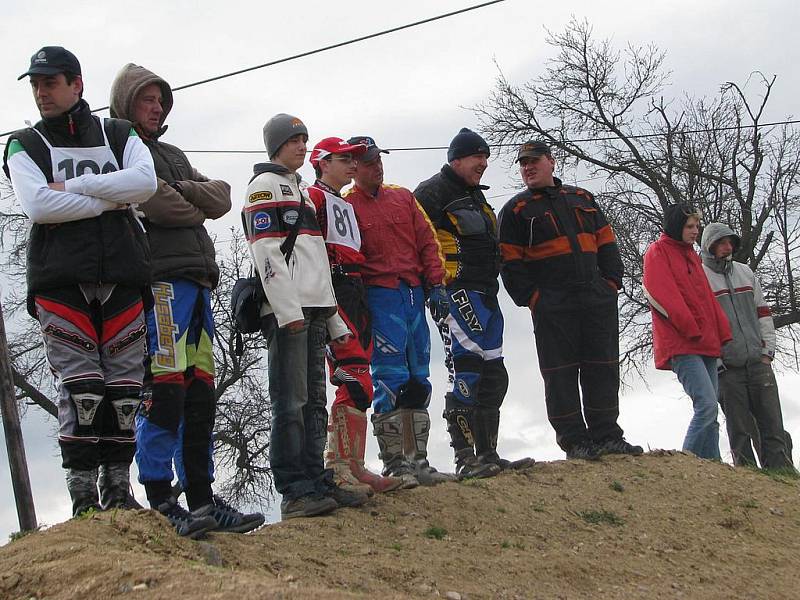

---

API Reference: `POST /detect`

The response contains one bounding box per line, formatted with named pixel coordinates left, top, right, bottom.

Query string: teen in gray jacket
left=701, top=223, right=793, bottom=469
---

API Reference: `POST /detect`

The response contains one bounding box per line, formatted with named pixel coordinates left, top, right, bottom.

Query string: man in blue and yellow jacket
left=416, top=128, right=532, bottom=478
left=497, top=140, right=641, bottom=460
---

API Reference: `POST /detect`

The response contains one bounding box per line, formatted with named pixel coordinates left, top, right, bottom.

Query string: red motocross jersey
left=307, top=180, right=366, bottom=270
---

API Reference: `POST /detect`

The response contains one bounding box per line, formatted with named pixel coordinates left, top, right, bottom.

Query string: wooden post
left=0, top=300, right=37, bottom=532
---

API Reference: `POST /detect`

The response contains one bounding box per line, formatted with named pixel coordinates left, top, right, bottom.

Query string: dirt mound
left=2, top=452, right=799, bottom=600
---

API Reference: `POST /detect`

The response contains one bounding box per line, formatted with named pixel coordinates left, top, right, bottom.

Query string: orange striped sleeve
left=577, top=233, right=598, bottom=253
left=595, top=224, right=616, bottom=247
left=500, top=242, right=526, bottom=261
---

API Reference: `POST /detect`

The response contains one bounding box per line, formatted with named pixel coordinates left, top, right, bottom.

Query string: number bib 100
left=32, top=119, right=120, bottom=182
left=324, top=190, right=361, bottom=251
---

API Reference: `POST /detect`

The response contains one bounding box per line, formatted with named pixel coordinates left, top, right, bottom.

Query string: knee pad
left=452, top=354, right=484, bottom=406
left=332, top=362, right=373, bottom=411
left=478, top=359, right=508, bottom=409
left=397, top=378, right=431, bottom=410
left=70, top=392, right=104, bottom=430
left=140, top=383, right=184, bottom=433
left=184, top=378, right=217, bottom=427
left=106, top=385, right=141, bottom=435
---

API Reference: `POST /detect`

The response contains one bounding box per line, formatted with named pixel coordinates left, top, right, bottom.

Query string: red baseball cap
left=310, top=137, right=367, bottom=167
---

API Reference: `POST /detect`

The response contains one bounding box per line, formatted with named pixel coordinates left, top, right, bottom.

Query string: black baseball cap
left=18, top=46, right=81, bottom=80
left=516, top=140, right=552, bottom=162
left=347, top=136, right=390, bottom=162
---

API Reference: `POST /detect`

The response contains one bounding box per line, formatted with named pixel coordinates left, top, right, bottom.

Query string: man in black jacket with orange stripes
left=497, top=141, right=641, bottom=460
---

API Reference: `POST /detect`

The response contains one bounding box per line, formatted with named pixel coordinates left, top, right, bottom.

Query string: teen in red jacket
left=643, top=204, right=731, bottom=459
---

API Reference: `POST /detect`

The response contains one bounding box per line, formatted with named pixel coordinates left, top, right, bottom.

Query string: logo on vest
left=254, top=212, right=272, bottom=231
left=249, top=190, right=272, bottom=202
left=282, top=209, right=299, bottom=225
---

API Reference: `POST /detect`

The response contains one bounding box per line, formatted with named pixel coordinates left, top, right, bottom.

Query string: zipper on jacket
left=97, top=217, right=104, bottom=286
left=724, top=270, right=754, bottom=359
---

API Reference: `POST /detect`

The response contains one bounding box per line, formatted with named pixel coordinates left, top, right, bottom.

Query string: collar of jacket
left=352, top=182, right=381, bottom=198
left=441, top=163, right=489, bottom=192
left=136, top=123, right=169, bottom=142
left=41, top=98, right=93, bottom=137
left=250, top=161, right=302, bottom=185
left=701, top=249, right=732, bottom=274
left=526, top=176, right=563, bottom=198
left=312, top=179, right=341, bottom=196
left=659, top=232, right=696, bottom=252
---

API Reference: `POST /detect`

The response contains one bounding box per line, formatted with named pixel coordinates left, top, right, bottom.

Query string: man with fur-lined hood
left=109, top=64, right=264, bottom=537
left=701, top=222, right=794, bottom=470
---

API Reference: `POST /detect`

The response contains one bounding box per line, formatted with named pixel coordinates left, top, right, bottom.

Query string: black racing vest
left=6, top=104, right=151, bottom=313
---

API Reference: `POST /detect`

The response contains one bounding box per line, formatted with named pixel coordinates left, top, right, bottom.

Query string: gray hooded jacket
left=701, top=222, right=775, bottom=367
left=109, top=63, right=231, bottom=288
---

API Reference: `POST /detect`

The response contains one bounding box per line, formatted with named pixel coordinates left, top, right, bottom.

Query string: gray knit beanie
left=263, top=113, right=308, bottom=158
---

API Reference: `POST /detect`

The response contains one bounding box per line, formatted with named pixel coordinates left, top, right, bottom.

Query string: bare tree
left=208, top=230, right=274, bottom=506
left=0, top=175, right=274, bottom=506
left=475, top=18, right=800, bottom=375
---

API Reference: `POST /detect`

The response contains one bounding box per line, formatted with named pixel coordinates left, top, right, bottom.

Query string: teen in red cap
left=307, top=137, right=402, bottom=495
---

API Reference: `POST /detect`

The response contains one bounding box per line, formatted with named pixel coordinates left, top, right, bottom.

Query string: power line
left=0, top=0, right=506, bottom=139
left=2, top=119, right=797, bottom=152
left=167, top=118, right=800, bottom=154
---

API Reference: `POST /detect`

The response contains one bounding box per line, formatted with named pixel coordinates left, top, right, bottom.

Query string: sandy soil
left=2, top=451, right=799, bottom=600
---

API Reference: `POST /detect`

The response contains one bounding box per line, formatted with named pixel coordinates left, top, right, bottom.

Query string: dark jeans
left=263, top=310, right=329, bottom=499
left=532, top=279, right=623, bottom=450
left=719, top=361, right=792, bottom=469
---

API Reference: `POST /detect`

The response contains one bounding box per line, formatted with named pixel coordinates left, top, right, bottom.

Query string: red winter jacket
left=643, top=233, right=732, bottom=370
left=345, top=183, right=445, bottom=289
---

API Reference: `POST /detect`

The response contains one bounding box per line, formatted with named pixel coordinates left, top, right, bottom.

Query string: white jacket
left=243, top=164, right=348, bottom=339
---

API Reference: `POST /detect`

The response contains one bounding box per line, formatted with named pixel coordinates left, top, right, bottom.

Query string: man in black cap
left=415, top=128, right=533, bottom=478
left=497, top=140, right=642, bottom=460
left=3, top=46, right=157, bottom=518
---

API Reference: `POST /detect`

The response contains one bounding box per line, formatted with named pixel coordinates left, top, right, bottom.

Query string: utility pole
left=0, top=299, right=37, bottom=532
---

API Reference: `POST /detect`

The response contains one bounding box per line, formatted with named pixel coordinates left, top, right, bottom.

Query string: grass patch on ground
left=423, top=525, right=448, bottom=540
left=575, top=509, right=625, bottom=527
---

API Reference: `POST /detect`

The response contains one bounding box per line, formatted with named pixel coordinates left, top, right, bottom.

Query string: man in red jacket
left=643, top=204, right=732, bottom=459
left=345, top=135, right=453, bottom=487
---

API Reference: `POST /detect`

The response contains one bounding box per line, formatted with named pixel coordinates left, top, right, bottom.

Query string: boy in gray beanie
left=243, top=113, right=367, bottom=519
left=263, top=113, right=309, bottom=159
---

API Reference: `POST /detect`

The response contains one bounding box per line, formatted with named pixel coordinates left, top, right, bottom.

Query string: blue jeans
left=263, top=310, right=329, bottom=499
left=367, top=283, right=432, bottom=414
left=671, top=354, right=720, bottom=460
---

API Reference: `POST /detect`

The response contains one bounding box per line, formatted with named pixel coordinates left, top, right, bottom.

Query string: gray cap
left=263, top=113, right=309, bottom=158
left=516, top=140, right=552, bottom=162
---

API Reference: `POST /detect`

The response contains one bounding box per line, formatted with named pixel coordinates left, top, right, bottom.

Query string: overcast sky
left=2, top=0, right=799, bottom=542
